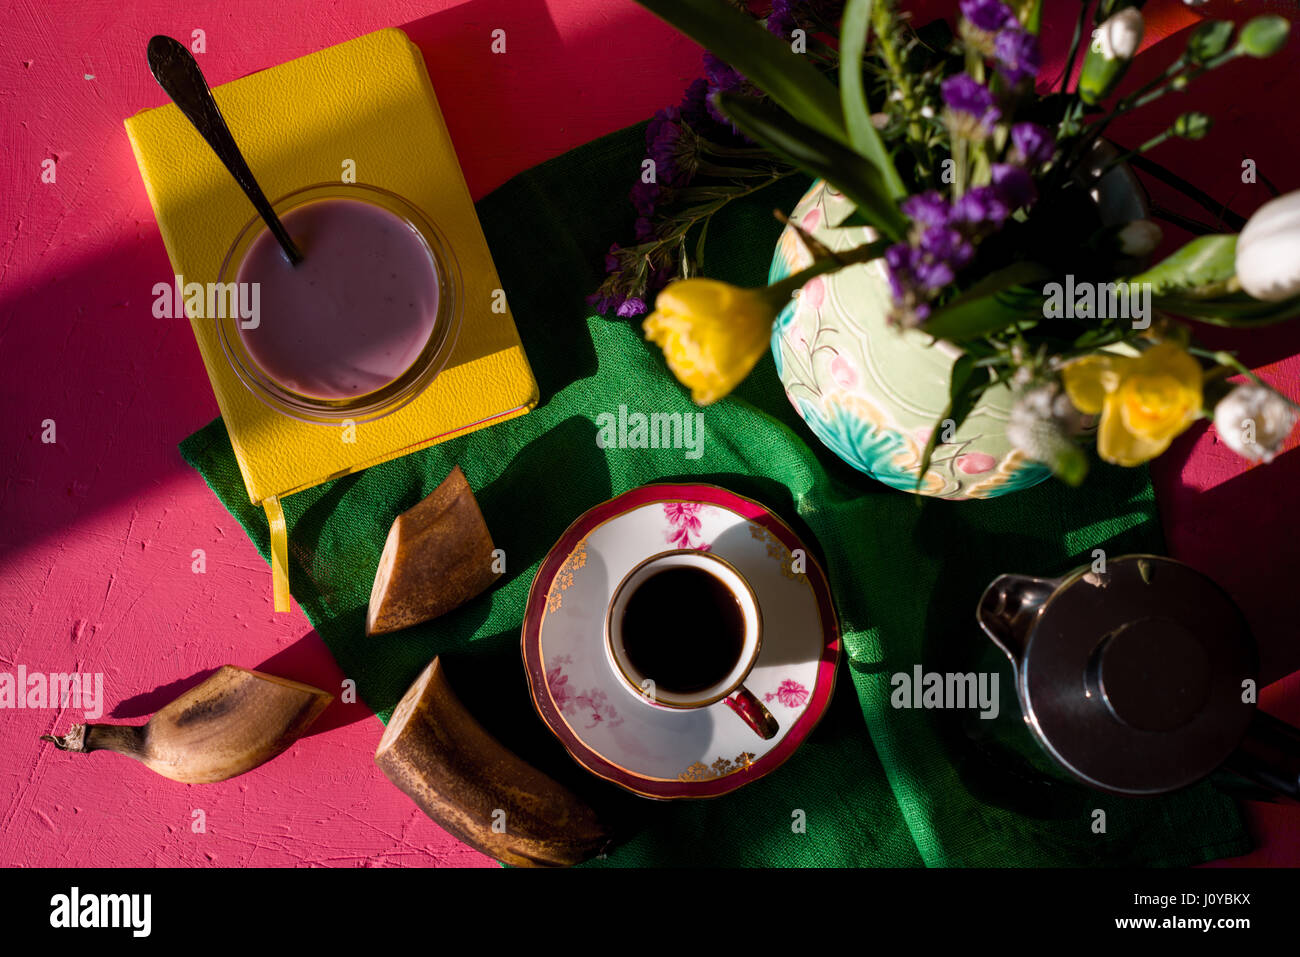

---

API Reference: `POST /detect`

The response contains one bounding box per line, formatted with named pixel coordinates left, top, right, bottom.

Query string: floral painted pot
left=768, top=168, right=1145, bottom=499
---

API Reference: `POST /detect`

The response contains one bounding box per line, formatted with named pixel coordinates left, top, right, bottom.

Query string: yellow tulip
left=1061, top=342, right=1203, bottom=467
left=643, top=278, right=779, bottom=406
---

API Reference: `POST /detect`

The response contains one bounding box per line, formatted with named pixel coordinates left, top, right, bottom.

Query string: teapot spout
left=977, top=574, right=1059, bottom=667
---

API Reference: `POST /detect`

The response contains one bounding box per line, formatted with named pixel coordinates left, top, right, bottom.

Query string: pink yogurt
left=235, top=198, right=440, bottom=401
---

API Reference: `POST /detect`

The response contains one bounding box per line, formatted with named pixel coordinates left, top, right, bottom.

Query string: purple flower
left=942, top=73, right=993, bottom=115
left=630, top=180, right=660, bottom=217
left=604, top=244, right=622, bottom=273
left=960, top=0, right=1015, bottom=33
left=919, top=225, right=975, bottom=273
left=680, top=77, right=712, bottom=131
left=953, top=186, right=1010, bottom=229
left=1009, top=122, right=1055, bottom=166
left=991, top=163, right=1037, bottom=209
left=902, top=191, right=952, bottom=228
left=616, top=297, right=647, bottom=318
left=941, top=74, right=1000, bottom=136
left=913, top=257, right=955, bottom=291
left=884, top=241, right=944, bottom=327
left=647, top=105, right=690, bottom=188
left=768, top=0, right=797, bottom=38
left=884, top=219, right=976, bottom=327
left=885, top=244, right=916, bottom=301
left=703, top=52, right=747, bottom=128
left=994, top=27, right=1041, bottom=85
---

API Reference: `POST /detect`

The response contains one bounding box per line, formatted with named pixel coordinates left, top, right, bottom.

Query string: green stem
left=1070, top=56, right=1187, bottom=163
left=1187, top=347, right=1270, bottom=390
left=1148, top=202, right=1217, bottom=236
left=872, top=2, right=924, bottom=146
left=765, top=239, right=891, bottom=301
left=1127, top=154, right=1247, bottom=231
left=1093, top=128, right=1173, bottom=180
left=1060, top=2, right=1091, bottom=94
left=952, top=135, right=968, bottom=198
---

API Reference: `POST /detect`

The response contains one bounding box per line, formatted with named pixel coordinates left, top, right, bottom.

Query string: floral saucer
left=521, top=484, right=840, bottom=799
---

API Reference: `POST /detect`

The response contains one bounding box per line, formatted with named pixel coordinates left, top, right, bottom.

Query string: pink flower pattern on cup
left=546, top=655, right=624, bottom=729
left=801, top=275, right=826, bottom=311
left=664, top=502, right=712, bottom=551
left=764, top=679, right=810, bottom=708
left=830, top=354, right=858, bottom=390
left=956, top=452, right=996, bottom=474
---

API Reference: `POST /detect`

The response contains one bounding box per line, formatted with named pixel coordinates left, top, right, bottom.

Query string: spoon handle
left=147, top=36, right=302, bottom=265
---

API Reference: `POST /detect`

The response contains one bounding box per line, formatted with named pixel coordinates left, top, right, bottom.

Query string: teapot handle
left=976, top=574, right=1061, bottom=668
left=1224, top=710, right=1300, bottom=801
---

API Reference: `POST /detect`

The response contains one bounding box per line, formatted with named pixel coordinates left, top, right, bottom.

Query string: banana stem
left=42, top=723, right=146, bottom=760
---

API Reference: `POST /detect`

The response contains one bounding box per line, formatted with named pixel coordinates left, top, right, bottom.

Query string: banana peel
left=366, top=466, right=499, bottom=636
left=40, top=665, right=332, bottom=783
left=375, top=656, right=614, bottom=867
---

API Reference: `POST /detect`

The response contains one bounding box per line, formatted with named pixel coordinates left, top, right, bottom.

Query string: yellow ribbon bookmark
left=262, top=495, right=290, bottom=613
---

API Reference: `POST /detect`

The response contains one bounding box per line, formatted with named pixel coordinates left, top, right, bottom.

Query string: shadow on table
left=1158, top=440, right=1300, bottom=686
left=253, top=633, right=377, bottom=738
left=109, top=634, right=375, bottom=741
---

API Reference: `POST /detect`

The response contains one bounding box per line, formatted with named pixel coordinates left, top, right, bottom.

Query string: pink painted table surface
left=0, top=0, right=1296, bottom=868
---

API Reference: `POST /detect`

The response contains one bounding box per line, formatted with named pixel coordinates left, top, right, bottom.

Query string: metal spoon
left=146, top=35, right=303, bottom=265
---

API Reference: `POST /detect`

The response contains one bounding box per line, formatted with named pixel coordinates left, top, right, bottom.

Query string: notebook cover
left=125, top=28, right=538, bottom=506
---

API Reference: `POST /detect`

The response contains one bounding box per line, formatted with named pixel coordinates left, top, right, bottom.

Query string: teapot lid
left=1017, top=556, right=1257, bottom=795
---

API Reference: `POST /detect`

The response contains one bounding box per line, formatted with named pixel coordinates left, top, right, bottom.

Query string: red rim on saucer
left=521, top=483, right=841, bottom=800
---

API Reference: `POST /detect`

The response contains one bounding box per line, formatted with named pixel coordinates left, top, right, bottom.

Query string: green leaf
left=943, top=261, right=1051, bottom=308
left=840, top=0, right=905, bottom=199
left=1156, top=292, right=1300, bottom=326
left=1187, top=20, right=1234, bottom=65
left=921, top=285, right=1045, bottom=341
left=916, top=356, right=989, bottom=489
left=1125, top=234, right=1237, bottom=296
left=632, top=0, right=847, bottom=143
left=834, top=208, right=876, bottom=230
left=717, top=93, right=908, bottom=241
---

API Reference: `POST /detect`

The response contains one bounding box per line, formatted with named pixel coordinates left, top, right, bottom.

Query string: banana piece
left=41, top=666, right=332, bottom=783
left=375, top=656, right=612, bottom=867
left=366, top=465, right=499, bottom=636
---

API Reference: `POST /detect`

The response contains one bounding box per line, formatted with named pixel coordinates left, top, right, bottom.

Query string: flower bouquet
left=595, top=0, right=1300, bottom=492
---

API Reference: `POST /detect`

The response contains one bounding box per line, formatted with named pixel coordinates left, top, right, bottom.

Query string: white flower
left=1213, top=384, right=1299, bottom=463
left=1235, top=189, right=1300, bottom=302
left=1008, top=383, right=1089, bottom=483
left=1118, top=220, right=1162, bottom=256
left=1095, top=8, right=1144, bottom=61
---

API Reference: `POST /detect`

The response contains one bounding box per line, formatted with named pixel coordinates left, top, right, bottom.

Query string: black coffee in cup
left=620, top=566, right=745, bottom=694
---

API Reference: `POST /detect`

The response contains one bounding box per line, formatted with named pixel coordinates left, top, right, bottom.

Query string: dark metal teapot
left=977, top=554, right=1300, bottom=799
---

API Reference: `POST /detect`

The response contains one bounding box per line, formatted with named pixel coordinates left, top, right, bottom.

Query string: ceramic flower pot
left=768, top=166, right=1146, bottom=500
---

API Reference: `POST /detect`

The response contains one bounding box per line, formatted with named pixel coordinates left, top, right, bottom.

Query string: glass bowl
left=216, top=183, right=463, bottom=425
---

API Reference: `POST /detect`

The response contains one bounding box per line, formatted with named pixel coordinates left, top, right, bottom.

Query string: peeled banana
left=41, top=665, right=332, bottom=783
left=366, top=466, right=499, bottom=636
left=375, top=656, right=612, bottom=867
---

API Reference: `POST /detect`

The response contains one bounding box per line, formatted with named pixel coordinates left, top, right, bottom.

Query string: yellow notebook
left=125, top=28, right=538, bottom=611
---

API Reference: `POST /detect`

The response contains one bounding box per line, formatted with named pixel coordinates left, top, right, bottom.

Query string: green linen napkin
left=180, top=121, right=1250, bottom=867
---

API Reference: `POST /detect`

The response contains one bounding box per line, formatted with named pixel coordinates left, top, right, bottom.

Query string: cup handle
left=725, top=685, right=780, bottom=740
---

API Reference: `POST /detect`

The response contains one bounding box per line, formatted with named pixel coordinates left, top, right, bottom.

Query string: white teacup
left=604, top=549, right=778, bottom=739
